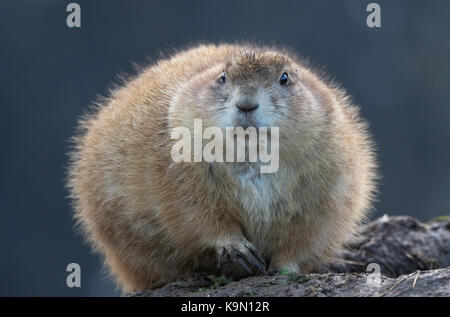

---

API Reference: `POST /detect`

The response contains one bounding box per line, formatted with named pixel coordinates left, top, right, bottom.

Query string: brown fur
left=67, top=43, right=378, bottom=292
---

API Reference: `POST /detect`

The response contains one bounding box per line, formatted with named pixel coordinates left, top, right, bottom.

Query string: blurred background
left=1, top=0, right=449, bottom=296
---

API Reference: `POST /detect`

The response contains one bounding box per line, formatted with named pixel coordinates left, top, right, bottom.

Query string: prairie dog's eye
left=219, top=71, right=226, bottom=83
left=279, top=72, right=289, bottom=85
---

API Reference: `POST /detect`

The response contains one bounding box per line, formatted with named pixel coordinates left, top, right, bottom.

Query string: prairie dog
left=68, top=44, right=377, bottom=292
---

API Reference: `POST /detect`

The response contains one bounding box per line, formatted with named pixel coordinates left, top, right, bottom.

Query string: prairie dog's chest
left=230, top=164, right=293, bottom=223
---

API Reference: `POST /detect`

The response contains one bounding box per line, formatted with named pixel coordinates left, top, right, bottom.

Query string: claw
left=218, top=240, right=267, bottom=277
left=220, top=248, right=231, bottom=264
left=233, top=253, right=252, bottom=274
left=245, top=245, right=268, bottom=275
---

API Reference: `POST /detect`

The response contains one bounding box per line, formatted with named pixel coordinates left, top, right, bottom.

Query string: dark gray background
left=1, top=0, right=449, bottom=296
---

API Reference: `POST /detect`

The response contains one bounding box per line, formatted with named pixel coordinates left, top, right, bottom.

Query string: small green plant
left=209, top=274, right=232, bottom=288
left=427, top=258, right=439, bottom=269
left=279, top=268, right=291, bottom=275
left=241, top=290, right=254, bottom=297
left=433, top=215, right=450, bottom=222
left=288, top=273, right=311, bottom=284
left=262, top=279, right=278, bottom=287
left=196, top=274, right=231, bottom=292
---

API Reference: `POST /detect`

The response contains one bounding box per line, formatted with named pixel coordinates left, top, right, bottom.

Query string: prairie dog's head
left=169, top=47, right=330, bottom=159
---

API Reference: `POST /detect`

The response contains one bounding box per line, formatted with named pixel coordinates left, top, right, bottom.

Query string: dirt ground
left=130, top=215, right=450, bottom=297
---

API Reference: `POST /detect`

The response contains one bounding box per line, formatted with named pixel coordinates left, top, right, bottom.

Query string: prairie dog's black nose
left=236, top=102, right=259, bottom=113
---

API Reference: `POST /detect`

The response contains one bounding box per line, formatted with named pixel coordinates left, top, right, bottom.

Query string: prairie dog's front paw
left=217, top=238, right=267, bottom=278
